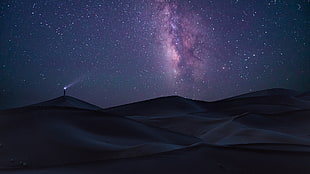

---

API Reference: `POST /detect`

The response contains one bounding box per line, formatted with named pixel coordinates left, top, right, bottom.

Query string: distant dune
left=0, top=88, right=309, bottom=174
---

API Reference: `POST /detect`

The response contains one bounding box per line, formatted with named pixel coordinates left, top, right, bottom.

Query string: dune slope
left=0, top=98, right=199, bottom=169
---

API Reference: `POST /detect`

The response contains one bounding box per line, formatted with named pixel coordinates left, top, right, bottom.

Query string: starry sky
left=0, top=0, right=309, bottom=109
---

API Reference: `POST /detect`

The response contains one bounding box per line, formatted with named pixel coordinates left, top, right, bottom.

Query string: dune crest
left=30, top=96, right=103, bottom=111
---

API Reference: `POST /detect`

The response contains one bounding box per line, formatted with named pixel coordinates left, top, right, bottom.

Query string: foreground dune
left=0, top=88, right=309, bottom=173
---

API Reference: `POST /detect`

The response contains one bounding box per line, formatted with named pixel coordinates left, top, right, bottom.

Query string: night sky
left=0, top=0, right=309, bottom=109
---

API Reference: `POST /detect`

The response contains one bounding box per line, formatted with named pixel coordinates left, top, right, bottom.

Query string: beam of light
left=64, top=75, right=87, bottom=90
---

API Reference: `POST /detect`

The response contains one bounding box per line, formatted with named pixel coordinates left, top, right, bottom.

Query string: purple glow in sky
left=151, top=0, right=214, bottom=93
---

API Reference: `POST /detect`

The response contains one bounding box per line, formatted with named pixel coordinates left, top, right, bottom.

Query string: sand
left=0, top=88, right=309, bottom=173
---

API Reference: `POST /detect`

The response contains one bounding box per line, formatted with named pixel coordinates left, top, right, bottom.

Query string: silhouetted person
left=64, top=87, right=66, bottom=96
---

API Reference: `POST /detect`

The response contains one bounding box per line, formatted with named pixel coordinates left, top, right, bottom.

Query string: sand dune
left=109, top=88, right=310, bottom=147
left=30, top=96, right=102, bottom=111
left=0, top=88, right=309, bottom=173
left=224, top=88, right=300, bottom=100
left=104, top=96, right=205, bottom=116
left=2, top=144, right=310, bottom=174
left=297, top=91, right=310, bottom=101
left=0, top=103, right=198, bottom=169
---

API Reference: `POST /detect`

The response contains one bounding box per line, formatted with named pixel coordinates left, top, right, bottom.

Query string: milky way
left=152, top=0, right=211, bottom=88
